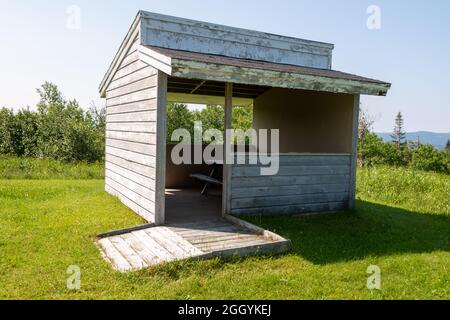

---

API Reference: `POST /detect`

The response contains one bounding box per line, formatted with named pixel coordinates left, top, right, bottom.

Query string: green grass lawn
left=0, top=161, right=448, bottom=299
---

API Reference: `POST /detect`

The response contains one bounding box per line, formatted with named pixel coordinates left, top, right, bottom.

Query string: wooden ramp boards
left=97, top=218, right=290, bottom=272
left=98, top=226, right=204, bottom=271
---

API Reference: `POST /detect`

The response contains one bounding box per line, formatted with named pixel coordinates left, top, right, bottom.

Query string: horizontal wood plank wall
left=140, top=11, right=333, bottom=69
left=105, top=36, right=158, bottom=223
left=230, top=154, right=351, bottom=215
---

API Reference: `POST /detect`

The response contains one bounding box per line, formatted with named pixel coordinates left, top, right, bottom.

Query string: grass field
left=0, top=158, right=448, bottom=300
left=0, top=156, right=104, bottom=180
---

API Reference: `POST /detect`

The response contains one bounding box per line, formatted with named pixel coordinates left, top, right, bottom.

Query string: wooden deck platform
left=97, top=215, right=290, bottom=272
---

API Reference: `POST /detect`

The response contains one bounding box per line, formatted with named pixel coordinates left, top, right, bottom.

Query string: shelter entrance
left=164, top=144, right=224, bottom=224
left=163, top=77, right=244, bottom=224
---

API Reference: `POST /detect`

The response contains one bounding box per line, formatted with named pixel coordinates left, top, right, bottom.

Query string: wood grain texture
left=106, top=122, right=157, bottom=133
left=105, top=185, right=154, bottom=222
left=171, top=58, right=389, bottom=96
left=230, top=154, right=351, bottom=215
left=110, top=236, right=147, bottom=269
left=98, top=238, right=132, bottom=271
left=104, top=39, right=159, bottom=223
left=167, top=92, right=252, bottom=107
left=105, top=153, right=155, bottom=178
left=105, top=161, right=155, bottom=190
left=154, top=71, right=168, bottom=225
left=132, top=230, right=175, bottom=261
left=107, top=99, right=157, bottom=115
left=349, top=94, right=360, bottom=209
left=231, top=201, right=347, bottom=215
left=98, top=217, right=290, bottom=272
left=232, top=174, right=350, bottom=188
left=105, top=146, right=156, bottom=167
left=112, top=61, right=153, bottom=84
left=106, top=138, right=156, bottom=156
left=232, top=165, right=351, bottom=177
left=140, top=11, right=333, bottom=69
left=105, top=177, right=155, bottom=211
left=222, top=82, right=233, bottom=215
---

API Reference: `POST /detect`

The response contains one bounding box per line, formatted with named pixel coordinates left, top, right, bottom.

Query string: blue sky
left=0, top=0, right=449, bottom=132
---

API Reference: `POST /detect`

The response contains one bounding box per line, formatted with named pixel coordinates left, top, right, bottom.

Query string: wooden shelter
left=97, top=11, right=390, bottom=270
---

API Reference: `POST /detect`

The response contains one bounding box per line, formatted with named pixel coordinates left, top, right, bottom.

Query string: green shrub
left=359, top=132, right=409, bottom=167
left=0, top=82, right=105, bottom=163
left=194, top=105, right=225, bottom=134
left=167, top=104, right=254, bottom=144
left=12, top=109, right=39, bottom=157
left=411, top=144, right=449, bottom=174
left=167, top=103, right=194, bottom=143
left=379, top=142, right=410, bottom=166
left=0, top=108, right=15, bottom=155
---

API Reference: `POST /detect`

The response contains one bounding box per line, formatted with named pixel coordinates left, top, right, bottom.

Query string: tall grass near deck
left=357, top=166, right=449, bottom=215
left=0, top=156, right=104, bottom=180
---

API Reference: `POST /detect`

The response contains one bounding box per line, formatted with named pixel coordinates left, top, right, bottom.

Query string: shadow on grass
left=245, top=200, right=450, bottom=265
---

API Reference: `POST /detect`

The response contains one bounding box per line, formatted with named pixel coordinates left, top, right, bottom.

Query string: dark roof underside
left=168, top=77, right=270, bottom=99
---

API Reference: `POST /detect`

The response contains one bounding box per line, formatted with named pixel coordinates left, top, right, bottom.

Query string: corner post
left=155, top=71, right=168, bottom=225
left=222, top=83, right=233, bottom=216
left=349, top=94, right=360, bottom=209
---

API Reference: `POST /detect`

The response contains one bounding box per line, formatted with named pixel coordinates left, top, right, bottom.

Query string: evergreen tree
left=445, top=139, right=450, bottom=153
left=391, top=112, right=406, bottom=149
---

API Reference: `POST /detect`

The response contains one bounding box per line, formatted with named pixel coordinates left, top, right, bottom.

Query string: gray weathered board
left=97, top=217, right=290, bottom=272
left=104, top=36, right=163, bottom=223
left=139, top=10, right=334, bottom=69
left=230, top=154, right=351, bottom=215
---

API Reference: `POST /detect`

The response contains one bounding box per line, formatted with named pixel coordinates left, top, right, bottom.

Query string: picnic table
left=190, top=160, right=223, bottom=196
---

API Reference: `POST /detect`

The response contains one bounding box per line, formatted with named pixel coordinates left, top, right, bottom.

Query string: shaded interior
left=164, top=77, right=354, bottom=223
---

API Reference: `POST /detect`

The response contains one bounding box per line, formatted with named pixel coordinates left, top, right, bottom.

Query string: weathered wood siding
left=230, top=154, right=351, bottom=215
left=105, top=37, right=161, bottom=222
left=140, top=11, right=333, bottom=69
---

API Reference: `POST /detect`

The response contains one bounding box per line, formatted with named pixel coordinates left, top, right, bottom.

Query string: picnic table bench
left=190, top=160, right=223, bottom=196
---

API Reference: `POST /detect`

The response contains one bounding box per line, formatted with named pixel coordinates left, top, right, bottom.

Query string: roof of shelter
left=149, top=46, right=388, bottom=85
left=99, top=11, right=391, bottom=98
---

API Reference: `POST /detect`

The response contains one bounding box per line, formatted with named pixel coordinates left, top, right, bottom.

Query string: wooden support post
left=222, top=83, right=233, bottom=216
left=155, top=71, right=168, bottom=225
left=349, top=94, right=360, bottom=210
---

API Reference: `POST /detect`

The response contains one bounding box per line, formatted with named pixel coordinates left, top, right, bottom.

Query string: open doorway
left=165, top=144, right=223, bottom=224
left=162, top=77, right=266, bottom=224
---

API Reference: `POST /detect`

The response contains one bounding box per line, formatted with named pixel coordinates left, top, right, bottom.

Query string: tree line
left=358, top=111, right=449, bottom=174
left=0, top=82, right=105, bottom=163
left=0, top=82, right=448, bottom=173
left=166, top=103, right=253, bottom=143
left=0, top=82, right=252, bottom=163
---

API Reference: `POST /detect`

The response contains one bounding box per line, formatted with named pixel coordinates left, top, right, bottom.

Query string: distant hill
left=376, top=132, right=450, bottom=150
